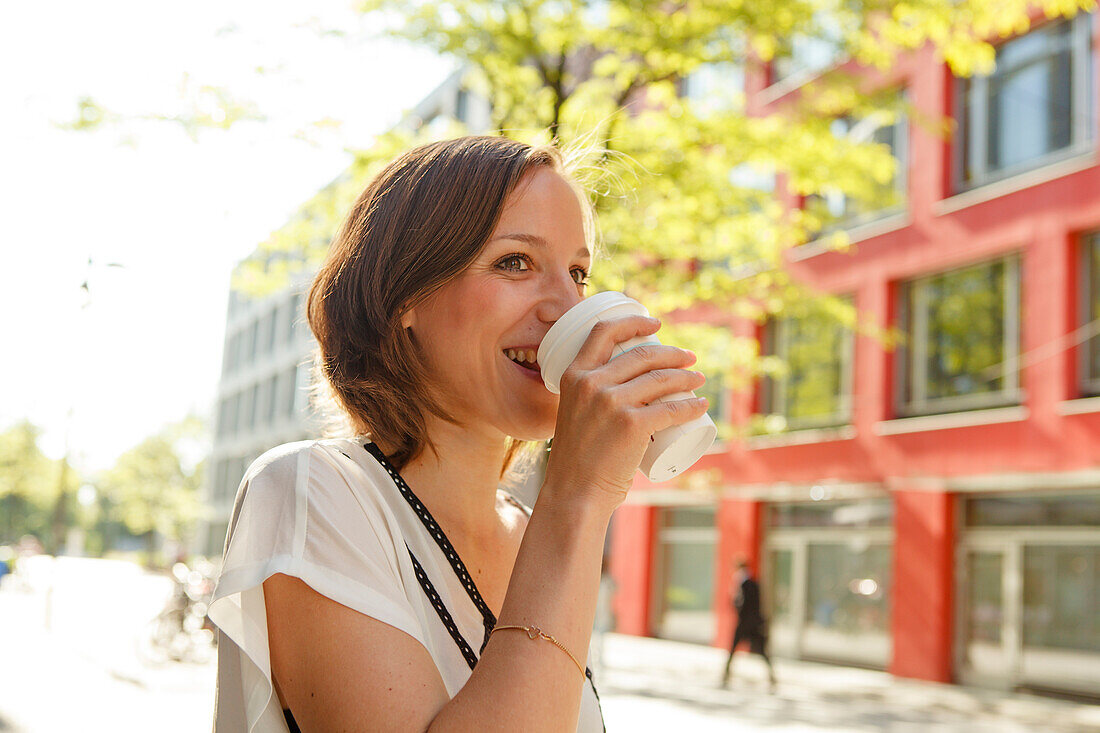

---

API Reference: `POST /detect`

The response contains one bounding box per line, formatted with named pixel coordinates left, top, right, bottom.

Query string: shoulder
left=239, top=438, right=376, bottom=498
left=228, top=438, right=393, bottom=537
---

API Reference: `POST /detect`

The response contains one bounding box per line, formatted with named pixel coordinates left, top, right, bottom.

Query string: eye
left=571, top=267, right=590, bottom=287
left=495, top=253, right=531, bottom=272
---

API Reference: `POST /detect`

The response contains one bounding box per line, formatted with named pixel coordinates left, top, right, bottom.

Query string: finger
left=567, top=315, right=660, bottom=372
left=632, top=395, right=711, bottom=434
left=614, top=368, right=706, bottom=408
left=597, top=343, right=697, bottom=385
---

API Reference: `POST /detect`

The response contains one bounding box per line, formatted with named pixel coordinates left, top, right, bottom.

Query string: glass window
left=965, top=491, right=1100, bottom=527
left=223, top=333, right=239, bottom=375
left=761, top=302, right=854, bottom=431
left=216, top=397, right=231, bottom=438
left=957, top=14, right=1094, bottom=191
left=768, top=498, right=894, bottom=528
left=1082, top=232, right=1100, bottom=394
left=963, top=550, right=1004, bottom=644
left=771, top=25, right=842, bottom=86
left=654, top=506, right=716, bottom=642
left=682, top=61, right=745, bottom=115
left=666, top=507, right=716, bottom=529
left=810, top=102, right=908, bottom=230
left=285, top=366, right=299, bottom=418
left=766, top=548, right=793, bottom=623
left=240, top=385, right=257, bottom=432
left=660, top=541, right=715, bottom=613
left=286, top=293, right=303, bottom=343
left=1023, top=545, right=1100, bottom=652
left=225, top=392, right=240, bottom=437
left=897, top=256, right=1021, bottom=416
left=267, top=374, right=281, bottom=424
left=804, top=542, right=892, bottom=635
left=242, top=321, right=258, bottom=367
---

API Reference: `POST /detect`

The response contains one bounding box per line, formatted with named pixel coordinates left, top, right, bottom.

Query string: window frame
left=760, top=300, right=856, bottom=432
left=812, top=96, right=910, bottom=233
left=1080, top=231, right=1100, bottom=396
left=895, top=255, right=1023, bottom=418
left=953, top=13, right=1096, bottom=194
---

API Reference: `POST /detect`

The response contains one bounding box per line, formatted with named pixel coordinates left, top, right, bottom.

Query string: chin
left=502, top=411, right=557, bottom=443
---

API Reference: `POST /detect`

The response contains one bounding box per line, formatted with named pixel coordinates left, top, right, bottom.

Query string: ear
left=400, top=306, right=416, bottom=331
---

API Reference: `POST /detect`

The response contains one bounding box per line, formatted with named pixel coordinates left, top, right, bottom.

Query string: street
left=2, top=557, right=1098, bottom=732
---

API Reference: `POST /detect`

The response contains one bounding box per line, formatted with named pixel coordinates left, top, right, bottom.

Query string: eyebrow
left=490, top=232, right=591, bottom=260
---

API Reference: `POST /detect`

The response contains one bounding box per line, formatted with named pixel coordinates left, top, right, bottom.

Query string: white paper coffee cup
left=537, top=291, right=717, bottom=482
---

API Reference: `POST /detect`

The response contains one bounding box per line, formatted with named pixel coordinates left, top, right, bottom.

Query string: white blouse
left=209, top=438, right=606, bottom=732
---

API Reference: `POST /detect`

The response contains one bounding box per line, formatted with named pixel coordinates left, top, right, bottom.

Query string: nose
left=537, top=272, right=584, bottom=325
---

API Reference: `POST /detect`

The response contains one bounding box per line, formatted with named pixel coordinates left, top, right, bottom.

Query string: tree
left=97, top=417, right=206, bottom=566
left=67, top=0, right=1093, bottom=427
left=236, top=0, right=1091, bottom=404
left=0, top=421, right=79, bottom=548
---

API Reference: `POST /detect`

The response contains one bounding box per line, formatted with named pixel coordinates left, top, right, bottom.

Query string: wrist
left=534, top=477, right=616, bottom=530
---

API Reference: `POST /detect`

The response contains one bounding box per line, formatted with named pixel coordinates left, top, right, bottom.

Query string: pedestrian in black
left=720, top=558, right=777, bottom=690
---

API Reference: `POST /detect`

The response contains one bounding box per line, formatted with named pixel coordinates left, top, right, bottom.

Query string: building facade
left=611, top=11, right=1100, bottom=697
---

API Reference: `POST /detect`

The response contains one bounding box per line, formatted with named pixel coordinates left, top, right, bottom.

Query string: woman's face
left=403, top=167, right=591, bottom=441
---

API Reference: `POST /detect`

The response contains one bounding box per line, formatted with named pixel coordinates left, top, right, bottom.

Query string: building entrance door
left=958, top=546, right=1014, bottom=686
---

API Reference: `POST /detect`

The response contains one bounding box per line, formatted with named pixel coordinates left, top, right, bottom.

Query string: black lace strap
left=407, top=543, right=479, bottom=670
left=362, top=441, right=497, bottom=648
left=360, top=440, right=599, bottom=698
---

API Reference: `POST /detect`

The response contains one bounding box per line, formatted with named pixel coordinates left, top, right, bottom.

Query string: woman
left=209, top=136, right=708, bottom=732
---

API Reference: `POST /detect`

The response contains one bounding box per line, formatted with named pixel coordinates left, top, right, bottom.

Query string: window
left=216, top=397, right=232, bottom=438
left=223, top=332, right=240, bottom=375
left=771, top=29, right=841, bottom=86
left=225, top=393, right=240, bottom=437
left=267, top=374, right=281, bottom=424
left=260, top=310, right=277, bottom=356
left=653, top=507, right=717, bottom=643
left=242, top=321, right=258, bottom=368
left=682, top=62, right=745, bottom=115
left=240, top=385, right=257, bottom=432
left=761, top=303, right=854, bottom=431
left=805, top=542, right=892, bottom=636
left=965, top=491, right=1100, bottom=527
left=285, top=365, right=300, bottom=418
left=1082, top=231, right=1100, bottom=395
left=1024, top=545, right=1100, bottom=652
left=810, top=103, right=909, bottom=230
left=286, top=293, right=302, bottom=343
left=897, top=256, right=1021, bottom=416
left=769, top=498, right=894, bottom=528
left=455, top=87, right=469, bottom=124
left=957, top=14, right=1095, bottom=191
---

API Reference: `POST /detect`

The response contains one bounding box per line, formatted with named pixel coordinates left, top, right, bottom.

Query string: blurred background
left=2, top=0, right=1099, bottom=730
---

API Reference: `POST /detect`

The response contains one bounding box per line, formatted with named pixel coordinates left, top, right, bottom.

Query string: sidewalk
left=3, top=557, right=1098, bottom=732
left=596, top=632, right=1100, bottom=732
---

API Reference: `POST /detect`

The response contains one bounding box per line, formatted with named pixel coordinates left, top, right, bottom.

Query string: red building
left=610, top=11, right=1100, bottom=697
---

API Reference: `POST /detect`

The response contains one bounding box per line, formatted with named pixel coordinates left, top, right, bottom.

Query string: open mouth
left=505, top=347, right=541, bottom=373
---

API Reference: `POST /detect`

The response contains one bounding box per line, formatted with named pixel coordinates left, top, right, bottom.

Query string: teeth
left=506, top=348, right=538, bottom=364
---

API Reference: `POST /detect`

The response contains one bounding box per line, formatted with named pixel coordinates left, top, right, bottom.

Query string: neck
left=396, top=417, right=510, bottom=540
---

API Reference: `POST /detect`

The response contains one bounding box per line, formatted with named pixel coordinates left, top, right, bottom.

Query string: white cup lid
left=537, top=291, right=649, bottom=393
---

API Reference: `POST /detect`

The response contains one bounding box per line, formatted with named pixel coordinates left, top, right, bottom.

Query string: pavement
left=595, top=633, right=1100, bottom=732
left=1, top=556, right=1098, bottom=732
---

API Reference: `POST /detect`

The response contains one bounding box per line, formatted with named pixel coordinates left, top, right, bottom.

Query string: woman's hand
left=542, top=315, right=709, bottom=512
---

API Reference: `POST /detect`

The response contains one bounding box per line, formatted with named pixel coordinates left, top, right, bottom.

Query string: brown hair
left=307, top=136, right=585, bottom=474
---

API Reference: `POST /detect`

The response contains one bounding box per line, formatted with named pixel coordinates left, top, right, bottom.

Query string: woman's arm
left=264, top=315, right=707, bottom=732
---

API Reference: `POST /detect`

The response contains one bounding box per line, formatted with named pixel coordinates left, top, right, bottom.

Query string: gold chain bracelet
left=489, top=624, right=586, bottom=680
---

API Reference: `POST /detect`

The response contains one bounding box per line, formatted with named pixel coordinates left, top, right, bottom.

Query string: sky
left=0, top=0, right=453, bottom=472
